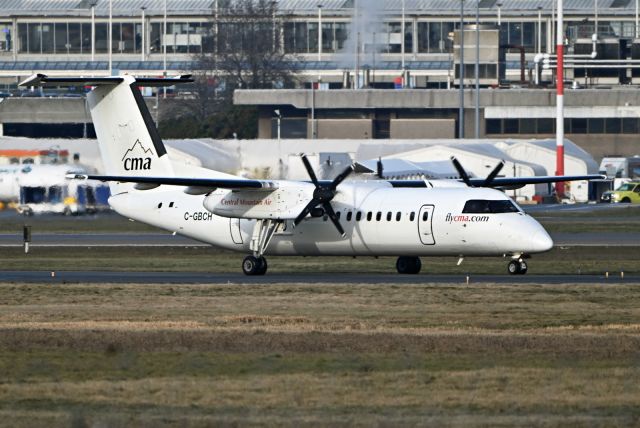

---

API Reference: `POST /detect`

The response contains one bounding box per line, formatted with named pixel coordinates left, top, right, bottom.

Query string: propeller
left=450, top=156, right=505, bottom=187
left=376, top=157, right=384, bottom=179
left=293, top=154, right=354, bottom=237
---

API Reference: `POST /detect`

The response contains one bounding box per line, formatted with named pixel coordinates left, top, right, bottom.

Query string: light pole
left=274, top=109, right=281, bottom=141
left=108, top=0, right=112, bottom=73
left=497, top=1, right=502, bottom=26
left=474, top=0, right=479, bottom=139
left=275, top=109, right=283, bottom=177
left=459, top=0, right=465, bottom=139
left=141, top=6, right=146, bottom=61
left=401, top=0, right=406, bottom=70
left=163, top=0, right=167, bottom=98
left=317, top=4, right=323, bottom=62
left=90, top=1, right=96, bottom=62
left=635, top=0, right=640, bottom=39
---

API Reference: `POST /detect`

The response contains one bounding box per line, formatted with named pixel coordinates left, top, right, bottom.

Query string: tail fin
left=19, top=74, right=193, bottom=194
left=87, top=76, right=173, bottom=193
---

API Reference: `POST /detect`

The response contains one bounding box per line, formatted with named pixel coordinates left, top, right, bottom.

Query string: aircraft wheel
left=396, top=256, right=421, bottom=274
left=508, top=260, right=521, bottom=275
left=242, top=256, right=267, bottom=276
left=518, top=260, right=528, bottom=275
left=257, top=257, right=268, bottom=275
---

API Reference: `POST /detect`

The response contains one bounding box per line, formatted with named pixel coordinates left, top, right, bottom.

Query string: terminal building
left=0, top=0, right=639, bottom=158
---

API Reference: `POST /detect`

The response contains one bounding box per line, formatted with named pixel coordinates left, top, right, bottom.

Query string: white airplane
left=21, top=74, right=604, bottom=276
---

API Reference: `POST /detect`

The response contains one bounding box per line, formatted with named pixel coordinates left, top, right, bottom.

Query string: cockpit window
left=462, top=199, right=520, bottom=214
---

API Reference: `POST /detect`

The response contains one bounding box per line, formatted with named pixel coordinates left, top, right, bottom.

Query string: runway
left=0, top=270, right=635, bottom=284
left=0, top=232, right=638, bottom=247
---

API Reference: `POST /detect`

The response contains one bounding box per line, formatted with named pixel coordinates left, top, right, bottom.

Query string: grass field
left=0, top=245, right=639, bottom=275
left=0, top=282, right=639, bottom=426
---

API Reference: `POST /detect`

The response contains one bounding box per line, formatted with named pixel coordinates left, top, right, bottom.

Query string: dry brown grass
left=1, top=282, right=640, bottom=426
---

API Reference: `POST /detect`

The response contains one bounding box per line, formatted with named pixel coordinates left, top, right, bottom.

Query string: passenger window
left=157, top=202, right=162, bottom=209
left=336, top=211, right=341, bottom=219
left=396, top=212, right=401, bottom=221
left=386, top=212, right=392, bottom=221
left=422, top=212, right=428, bottom=221
left=376, top=212, right=382, bottom=221
left=346, top=211, right=353, bottom=221
left=169, top=202, right=174, bottom=208
left=410, top=212, right=415, bottom=221
left=356, top=211, right=362, bottom=221
left=367, top=212, right=372, bottom=221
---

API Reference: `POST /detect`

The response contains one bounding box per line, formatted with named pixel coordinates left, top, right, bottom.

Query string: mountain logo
left=122, top=139, right=154, bottom=171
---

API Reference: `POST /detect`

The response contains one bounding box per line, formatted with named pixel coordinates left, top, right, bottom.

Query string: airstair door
left=418, top=205, right=435, bottom=245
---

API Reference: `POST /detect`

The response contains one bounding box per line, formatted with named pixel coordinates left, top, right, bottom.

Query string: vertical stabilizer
left=87, top=75, right=174, bottom=193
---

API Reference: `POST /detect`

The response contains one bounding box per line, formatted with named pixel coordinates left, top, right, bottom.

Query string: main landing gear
left=243, top=255, right=268, bottom=276
left=242, top=219, right=283, bottom=276
left=508, top=259, right=528, bottom=275
left=396, top=256, right=421, bottom=274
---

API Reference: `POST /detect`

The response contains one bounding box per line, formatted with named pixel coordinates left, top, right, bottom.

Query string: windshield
left=617, top=183, right=637, bottom=191
left=462, top=199, right=520, bottom=214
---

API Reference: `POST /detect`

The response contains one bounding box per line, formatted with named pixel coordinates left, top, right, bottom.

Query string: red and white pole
left=555, top=0, right=565, bottom=196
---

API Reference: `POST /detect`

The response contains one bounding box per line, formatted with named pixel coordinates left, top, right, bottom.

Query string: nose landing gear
left=508, top=259, right=528, bottom=275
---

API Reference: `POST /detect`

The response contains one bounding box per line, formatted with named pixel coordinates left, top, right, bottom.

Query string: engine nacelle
left=203, top=185, right=313, bottom=220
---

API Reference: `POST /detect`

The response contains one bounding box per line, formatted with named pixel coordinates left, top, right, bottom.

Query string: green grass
left=0, top=245, right=639, bottom=274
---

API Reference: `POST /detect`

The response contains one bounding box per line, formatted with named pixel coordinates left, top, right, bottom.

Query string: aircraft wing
left=468, top=174, right=607, bottom=189
left=387, top=174, right=606, bottom=189
left=67, top=174, right=278, bottom=191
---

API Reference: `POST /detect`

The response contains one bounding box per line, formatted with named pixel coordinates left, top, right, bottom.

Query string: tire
left=508, top=260, right=521, bottom=275
left=396, top=256, right=421, bottom=274
left=621, top=198, right=631, bottom=203
left=518, top=260, right=528, bottom=275
left=257, top=257, right=268, bottom=275
left=242, top=256, right=267, bottom=276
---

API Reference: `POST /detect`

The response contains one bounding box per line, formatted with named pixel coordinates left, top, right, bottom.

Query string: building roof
left=0, top=0, right=637, bottom=17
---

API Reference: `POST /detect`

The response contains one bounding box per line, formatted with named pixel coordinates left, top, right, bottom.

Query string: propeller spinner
left=293, top=154, right=354, bottom=237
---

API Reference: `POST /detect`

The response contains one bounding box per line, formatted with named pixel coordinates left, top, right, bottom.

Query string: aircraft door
left=229, top=218, right=243, bottom=244
left=418, top=205, right=435, bottom=245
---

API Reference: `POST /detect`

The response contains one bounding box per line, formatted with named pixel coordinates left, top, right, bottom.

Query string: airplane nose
left=530, top=229, right=554, bottom=253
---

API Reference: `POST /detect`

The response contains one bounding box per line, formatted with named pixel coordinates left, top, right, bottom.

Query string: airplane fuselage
left=109, top=183, right=553, bottom=258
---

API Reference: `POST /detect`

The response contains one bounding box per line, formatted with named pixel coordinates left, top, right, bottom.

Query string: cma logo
left=121, top=139, right=153, bottom=171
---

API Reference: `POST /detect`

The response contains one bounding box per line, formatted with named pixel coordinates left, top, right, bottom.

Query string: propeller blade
left=300, top=154, right=319, bottom=186
left=377, top=157, right=383, bottom=178
left=293, top=198, right=320, bottom=226
left=482, top=160, right=505, bottom=187
left=323, top=202, right=346, bottom=237
left=330, top=164, right=354, bottom=190
left=451, top=156, right=472, bottom=187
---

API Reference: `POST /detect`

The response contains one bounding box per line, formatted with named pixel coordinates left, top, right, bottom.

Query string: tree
left=216, top=0, right=297, bottom=90
left=161, top=0, right=296, bottom=139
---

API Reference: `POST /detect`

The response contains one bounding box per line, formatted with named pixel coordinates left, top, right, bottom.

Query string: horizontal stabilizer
left=67, top=174, right=278, bottom=192
left=19, top=73, right=193, bottom=88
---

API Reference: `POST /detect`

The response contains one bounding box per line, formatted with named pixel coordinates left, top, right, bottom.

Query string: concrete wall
left=312, top=119, right=373, bottom=139
left=390, top=119, right=456, bottom=139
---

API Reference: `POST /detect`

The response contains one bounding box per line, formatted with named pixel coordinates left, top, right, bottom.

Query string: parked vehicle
left=600, top=181, right=640, bottom=203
